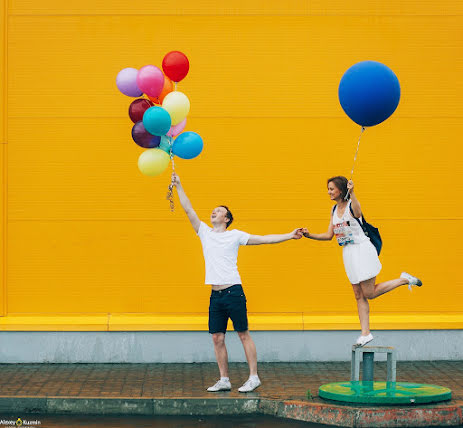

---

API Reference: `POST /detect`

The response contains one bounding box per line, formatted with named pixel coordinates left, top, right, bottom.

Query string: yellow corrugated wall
left=1, top=0, right=462, bottom=330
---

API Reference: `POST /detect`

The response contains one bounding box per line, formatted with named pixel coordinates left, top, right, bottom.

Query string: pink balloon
left=167, top=118, right=187, bottom=137
left=136, top=65, right=165, bottom=97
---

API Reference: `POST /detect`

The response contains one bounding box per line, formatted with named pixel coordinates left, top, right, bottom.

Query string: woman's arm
left=302, top=221, right=334, bottom=241
left=348, top=180, right=362, bottom=218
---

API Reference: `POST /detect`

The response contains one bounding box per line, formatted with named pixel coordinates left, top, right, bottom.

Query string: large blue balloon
left=338, top=61, right=400, bottom=127
left=142, top=106, right=171, bottom=136
left=172, top=132, right=203, bottom=159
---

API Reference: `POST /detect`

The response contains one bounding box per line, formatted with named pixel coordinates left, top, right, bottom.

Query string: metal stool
left=351, top=345, right=396, bottom=382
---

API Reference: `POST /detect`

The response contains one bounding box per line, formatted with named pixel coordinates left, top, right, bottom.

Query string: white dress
left=332, top=201, right=382, bottom=284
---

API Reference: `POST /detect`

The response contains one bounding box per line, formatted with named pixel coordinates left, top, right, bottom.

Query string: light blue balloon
left=142, top=106, right=171, bottom=136
left=159, top=136, right=173, bottom=155
left=172, top=132, right=203, bottom=159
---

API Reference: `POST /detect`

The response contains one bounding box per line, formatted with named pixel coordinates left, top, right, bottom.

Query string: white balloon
left=162, top=91, right=190, bottom=125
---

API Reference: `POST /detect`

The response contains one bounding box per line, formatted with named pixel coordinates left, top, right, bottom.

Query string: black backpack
left=332, top=203, right=382, bottom=256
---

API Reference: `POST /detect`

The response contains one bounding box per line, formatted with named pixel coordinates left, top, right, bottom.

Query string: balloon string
left=345, top=126, right=366, bottom=200
left=166, top=136, right=175, bottom=212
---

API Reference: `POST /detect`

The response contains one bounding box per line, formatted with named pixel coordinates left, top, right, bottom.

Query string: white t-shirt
left=197, top=221, right=250, bottom=285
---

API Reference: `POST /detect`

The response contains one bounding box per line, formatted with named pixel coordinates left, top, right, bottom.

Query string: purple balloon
left=117, top=68, right=143, bottom=97
left=131, top=121, right=161, bottom=148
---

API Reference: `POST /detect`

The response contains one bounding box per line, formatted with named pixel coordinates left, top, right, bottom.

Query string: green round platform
left=318, top=381, right=451, bottom=404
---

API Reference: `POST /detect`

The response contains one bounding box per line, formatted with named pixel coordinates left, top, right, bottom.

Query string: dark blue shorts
left=209, top=284, right=248, bottom=334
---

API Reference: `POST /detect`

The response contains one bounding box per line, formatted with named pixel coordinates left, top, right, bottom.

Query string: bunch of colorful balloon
left=116, top=51, right=204, bottom=178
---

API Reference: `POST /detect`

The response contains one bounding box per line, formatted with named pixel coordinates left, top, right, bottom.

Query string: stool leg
left=353, top=348, right=361, bottom=382
left=387, top=352, right=397, bottom=382
left=362, top=352, right=374, bottom=382
left=351, top=349, right=356, bottom=381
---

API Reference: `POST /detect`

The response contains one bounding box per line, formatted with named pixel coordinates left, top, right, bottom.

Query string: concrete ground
left=0, top=361, right=462, bottom=427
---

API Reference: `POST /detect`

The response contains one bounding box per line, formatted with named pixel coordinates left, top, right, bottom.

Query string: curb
left=0, top=397, right=259, bottom=416
left=0, top=396, right=462, bottom=427
left=270, top=399, right=463, bottom=427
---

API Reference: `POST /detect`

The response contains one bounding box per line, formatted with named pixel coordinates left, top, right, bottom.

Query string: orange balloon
left=147, top=97, right=161, bottom=106
left=148, top=76, right=173, bottom=104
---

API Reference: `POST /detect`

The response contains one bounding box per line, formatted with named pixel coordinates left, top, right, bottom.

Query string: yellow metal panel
left=247, top=313, right=304, bottom=330
left=0, top=145, right=4, bottom=317
left=7, top=220, right=209, bottom=313
left=303, top=314, right=362, bottom=330
left=6, top=15, right=463, bottom=120
left=2, top=313, right=463, bottom=331
left=0, top=0, right=6, bottom=316
left=3, top=2, right=463, bottom=329
left=109, top=314, right=208, bottom=331
left=6, top=117, right=463, bottom=221
left=303, top=313, right=463, bottom=330
left=0, top=314, right=108, bottom=330
left=0, top=141, right=5, bottom=318
left=369, top=314, right=463, bottom=330
left=9, top=0, right=463, bottom=16
left=0, top=0, right=4, bottom=136
left=7, top=219, right=463, bottom=315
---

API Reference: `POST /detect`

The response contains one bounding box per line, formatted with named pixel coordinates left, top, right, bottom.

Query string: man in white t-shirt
left=172, top=174, right=304, bottom=393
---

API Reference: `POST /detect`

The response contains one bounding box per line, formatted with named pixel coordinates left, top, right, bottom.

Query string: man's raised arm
left=172, top=174, right=201, bottom=233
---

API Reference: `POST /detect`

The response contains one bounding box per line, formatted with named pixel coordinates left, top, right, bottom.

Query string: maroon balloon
left=162, top=51, right=189, bottom=83
left=131, top=121, right=161, bottom=148
left=128, top=98, right=153, bottom=123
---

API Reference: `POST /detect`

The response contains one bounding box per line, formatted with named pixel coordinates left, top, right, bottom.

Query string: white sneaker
left=207, top=378, right=231, bottom=392
left=355, top=333, right=374, bottom=347
left=401, top=272, right=422, bottom=290
left=238, top=376, right=261, bottom=393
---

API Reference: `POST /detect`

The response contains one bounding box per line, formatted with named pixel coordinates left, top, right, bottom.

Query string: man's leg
left=227, top=286, right=256, bottom=376
left=227, top=285, right=261, bottom=392
left=207, top=291, right=232, bottom=391
left=236, top=330, right=261, bottom=392
left=237, top=330, right=257, bottom=376
left=211, top=332, right=229, bottom=378
left=207, top=331, right=231, bottom=392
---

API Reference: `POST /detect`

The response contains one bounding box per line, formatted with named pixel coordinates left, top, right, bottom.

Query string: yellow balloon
left=162, top=91, right=190, bottom=125
left=138, top=148, right=170, bottom=177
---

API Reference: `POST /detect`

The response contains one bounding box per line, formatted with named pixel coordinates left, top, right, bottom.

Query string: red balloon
left=128, top=98, right=153, bottom=123
left=162, top=51, right=189, bottom=83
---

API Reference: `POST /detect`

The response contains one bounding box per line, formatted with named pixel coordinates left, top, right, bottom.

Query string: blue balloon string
left=345, top=126, right=366, bottom=200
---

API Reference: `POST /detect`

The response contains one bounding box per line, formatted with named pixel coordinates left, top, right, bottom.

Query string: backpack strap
left=349, top=202, right=368, bottom=235
left=349, top=202, right=363, bottom=222
left=331, top=204, right=337, bottom=216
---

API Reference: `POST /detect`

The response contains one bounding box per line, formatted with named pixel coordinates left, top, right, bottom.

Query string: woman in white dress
left=302, top=176, right=422, bottom=346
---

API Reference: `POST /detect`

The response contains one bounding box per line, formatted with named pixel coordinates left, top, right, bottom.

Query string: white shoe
left=401, top=272, right=423, bottom=290
left=355, top=333, right=374, bottom=347
left=238, top=376, right=261, bottom=393
left=207, top=378, right=231, bottom=392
